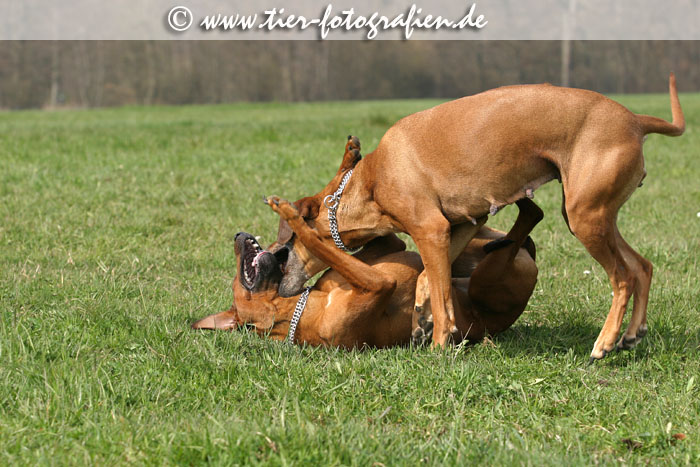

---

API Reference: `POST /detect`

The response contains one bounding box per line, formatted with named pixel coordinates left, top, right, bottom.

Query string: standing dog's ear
left=296, top=195, right=320, bottom=219
left=347, top=135, right=361, bottom=152
left=275, top=196, right=320, bottom=245
left=274, top=136, right=361, bottom=245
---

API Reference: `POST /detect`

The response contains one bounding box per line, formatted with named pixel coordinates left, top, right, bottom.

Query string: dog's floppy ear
left=275, top=195, right=321, bottom=245
left=191, top=306, right=239, bottom=330
left=276, top=218, right=294, bottom=245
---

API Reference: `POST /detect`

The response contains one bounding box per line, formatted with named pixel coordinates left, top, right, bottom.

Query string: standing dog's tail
left=636, top=73, right=685, bottom=137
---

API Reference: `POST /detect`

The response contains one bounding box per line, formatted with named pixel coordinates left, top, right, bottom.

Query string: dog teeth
left=246, top=237, right=262, bottom=252
left=241, top=235, right=264, bottom=286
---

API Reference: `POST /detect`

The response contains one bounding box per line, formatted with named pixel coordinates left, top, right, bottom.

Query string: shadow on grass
left=186, top=311, right=699, bottom=367
left=483, top=321, right=597, bottom=357
left=489, top=317, right=700, bottom=365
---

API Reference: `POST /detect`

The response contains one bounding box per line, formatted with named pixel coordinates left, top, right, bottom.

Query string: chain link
left=287, top=286, right=312, bottom=344
left=323, top=169, right=359, bottom=253
left=287, top=169, right=356, bottom=343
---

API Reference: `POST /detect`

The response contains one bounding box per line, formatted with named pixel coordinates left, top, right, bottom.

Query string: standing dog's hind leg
left=566, top=202, right=637, bottom=362
left=579, top=223, right=635, bottom=361
left=563, top=144, right=646, bottom=362
left=615, top=231, right=653, bottom=350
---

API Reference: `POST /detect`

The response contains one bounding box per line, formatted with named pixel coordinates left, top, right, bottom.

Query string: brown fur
left=192, top=198, right=543, bottom=347
left=273, top=74, right=685, bottom=360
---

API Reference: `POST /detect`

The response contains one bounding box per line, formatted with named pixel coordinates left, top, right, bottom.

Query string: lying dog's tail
left=636, top=73, right=685, bottom=137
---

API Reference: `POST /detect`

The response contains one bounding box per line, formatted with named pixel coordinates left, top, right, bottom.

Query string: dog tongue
left=251, top=250, right=267, bottom=267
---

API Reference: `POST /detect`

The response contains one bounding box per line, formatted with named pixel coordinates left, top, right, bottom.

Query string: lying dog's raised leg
left=467, top=198, right=543, bottom=332
left=267, top=196, right=397, bottom=297
left=268, top=196, right=402, bottom=346
left=312, top=234, right=407, bottom=295
left=411, top=272, right=432, bottom=345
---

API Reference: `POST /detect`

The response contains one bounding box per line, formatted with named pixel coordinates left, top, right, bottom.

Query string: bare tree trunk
left=317, top=41, right=330, bottom=100
left=93, top=42, right=105, bottom=107
left=560, top=0, right=576, bottom=87
left=10, top=42, right=23, bottom=108
left=279, top=42, right=295, bottom=101
left=73, top=42, right=91, bottom=107
left=561, top=40, right=571, bottom=87
left=144, top=41, right=157, bottom=105
left=48, top=41, right=60, bottom=108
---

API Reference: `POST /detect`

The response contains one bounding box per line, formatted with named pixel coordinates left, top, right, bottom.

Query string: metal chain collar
left=288, top=170, right=354, bottom=343
left=323, top=169, right=359, bottom=253
left=287, top=286, right=312, bottom=344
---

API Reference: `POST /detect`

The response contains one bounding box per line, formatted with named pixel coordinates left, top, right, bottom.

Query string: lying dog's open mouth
left=242, top=237, right=265, bottom=289
left=236, top=231, right=290, bottom=292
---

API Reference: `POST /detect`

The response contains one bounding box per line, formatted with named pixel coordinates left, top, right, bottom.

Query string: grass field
left=1, top=93, right=699, bottom=465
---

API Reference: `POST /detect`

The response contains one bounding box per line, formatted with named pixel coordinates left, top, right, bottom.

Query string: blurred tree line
left=0, top=41, right=697, bottom=109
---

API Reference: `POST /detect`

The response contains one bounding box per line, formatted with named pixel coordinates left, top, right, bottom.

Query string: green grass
left=1, top=94, right=699, bottom=465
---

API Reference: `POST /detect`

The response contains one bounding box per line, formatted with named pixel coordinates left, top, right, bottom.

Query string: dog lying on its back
left=192, top=194, right=543, bottom=347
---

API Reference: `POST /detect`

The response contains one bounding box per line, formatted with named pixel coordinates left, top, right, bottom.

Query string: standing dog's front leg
left=408, top=212, right=483, bottom=347
left=412, top=219, right=487, bottom=345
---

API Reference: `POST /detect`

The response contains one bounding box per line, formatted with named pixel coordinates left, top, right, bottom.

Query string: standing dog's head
left=268, top=136, right=363, bottom=297
left=191, top=232, right=289, bottom=332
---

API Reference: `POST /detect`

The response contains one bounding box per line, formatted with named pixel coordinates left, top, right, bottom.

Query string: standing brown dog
left=192, top=196, right=542, bottom=347
left=271, top=75, right=684, bottom=360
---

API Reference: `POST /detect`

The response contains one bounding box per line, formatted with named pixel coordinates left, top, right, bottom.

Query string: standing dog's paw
left=616, top=325, right=648, bottom=351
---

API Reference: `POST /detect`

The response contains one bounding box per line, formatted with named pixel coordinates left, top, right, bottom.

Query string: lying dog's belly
left=316, top=251, right=424, bottom=348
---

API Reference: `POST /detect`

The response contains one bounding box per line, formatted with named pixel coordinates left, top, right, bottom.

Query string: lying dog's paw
left=265, top=196, right=301, bottom=222
left=411, top=310, right=433, bottom=347
left=341, top=135, right=362, bottom=169
left=347, top=135, right=361, bottom=152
